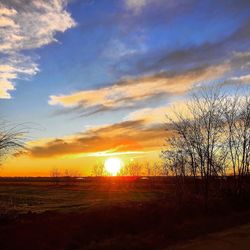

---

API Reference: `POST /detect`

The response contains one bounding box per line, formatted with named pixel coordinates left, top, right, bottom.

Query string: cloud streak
left=49, top=64, right=228, bottom=115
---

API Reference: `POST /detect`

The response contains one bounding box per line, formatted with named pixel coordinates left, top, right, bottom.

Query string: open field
left=0, top=177, right=250, bottom=250
left=0, top=177, right=170, bottom=214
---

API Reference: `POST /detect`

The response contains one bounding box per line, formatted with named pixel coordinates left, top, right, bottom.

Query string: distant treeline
left=91, top=161, right=167, bottom=177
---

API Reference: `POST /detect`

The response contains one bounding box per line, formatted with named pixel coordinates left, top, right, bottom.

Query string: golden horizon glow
left=104, top=158, right=123, bottom=176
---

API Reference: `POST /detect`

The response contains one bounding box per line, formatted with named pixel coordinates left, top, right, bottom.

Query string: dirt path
left=167, top=223, right=250, bottom=250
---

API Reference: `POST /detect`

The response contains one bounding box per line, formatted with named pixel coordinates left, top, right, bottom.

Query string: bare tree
left=127, top=161, right=142, bottom=176
left=92, top=162, right=104, bottom=176
left=119, top=161, right=143, bottom=176
left=223, top=91, right=250, bottom=194
left=144, top=161, right=151, bottom=176
left=64, top=168, right=81, bottom=185
left=143, top=161, right=168, bottom=176
left=64, top=169, right=81, bottom=178
left=50, top=167, right=61, bottom=185
left=162, top=85, right=250, bottom=206
left=162, top=87, right=227, bottom=206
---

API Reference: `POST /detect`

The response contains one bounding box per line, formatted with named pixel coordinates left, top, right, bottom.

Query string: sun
left=104, top=158, right=123, bottom=176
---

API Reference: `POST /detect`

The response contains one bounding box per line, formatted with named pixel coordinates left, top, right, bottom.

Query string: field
left=0, top=177, right=250, bottom=250
left=0, top=177, right=169, bottom=214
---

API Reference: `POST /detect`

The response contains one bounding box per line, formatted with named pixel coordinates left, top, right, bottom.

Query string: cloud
left=125, top=100, right=191, bottom=125
left=0, top=0, right=76, bottom=98
left=124, top=0, right=178, bottom=14
left=103, top=39, right=146, bottom=59
left=230, top=51, right=250, bottom=70
left=49, top=64, right=228, bottom=115
left=216, top=51, right=250, bottom=87
left=221, top=74, right=250, bottom=87
left=80, top=0, right=195, bottom=35
left=125, top=21, right=250, bottom=76
left=24, top=119, right=170, bottom=158
left=29, top=75, right=250, bottom=159
left=0, top=0, right=76, bottom=52
left=230, top=74, right=250, bottom=83
left=125, top=0, right=152, bottom=13
left=0, top=54, right=39, bottom=98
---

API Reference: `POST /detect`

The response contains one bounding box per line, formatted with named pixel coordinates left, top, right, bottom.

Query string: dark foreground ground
left=0, top=177, right=250, bottom=250
left=168, top=223, right=250, bottom=250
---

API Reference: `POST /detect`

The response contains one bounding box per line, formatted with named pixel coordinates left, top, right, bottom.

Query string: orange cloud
left=20, top=119, right=173, bottom=159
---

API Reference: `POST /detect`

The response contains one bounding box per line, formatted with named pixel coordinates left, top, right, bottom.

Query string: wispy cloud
left=49, top=64, right=227, bottom=116
left=120, top=21, right=250, bottom=76
left=124, top=0, right=177, bottom=14
left=103, top=39, right=146, bottom=59
left=221, top=74, right=250, bottom=87
left=125, top=0, right=152, bottom=13
left=230, top=74, right=250, bottom=83
left=0, top=0, right=76, bottom=98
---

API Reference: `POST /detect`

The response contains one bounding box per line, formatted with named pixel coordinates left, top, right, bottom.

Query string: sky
left=0, top=0, right=250, bottom=176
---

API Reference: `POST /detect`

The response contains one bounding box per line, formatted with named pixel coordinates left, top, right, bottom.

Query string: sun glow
left=104, top=158, right=123, bottom=176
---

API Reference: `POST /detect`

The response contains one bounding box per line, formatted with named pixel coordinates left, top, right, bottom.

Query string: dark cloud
left=126, top=21, right=250, bottom=75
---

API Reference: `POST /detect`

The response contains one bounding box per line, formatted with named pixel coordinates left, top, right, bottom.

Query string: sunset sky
left=1, top=0, right=250, bottom=176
